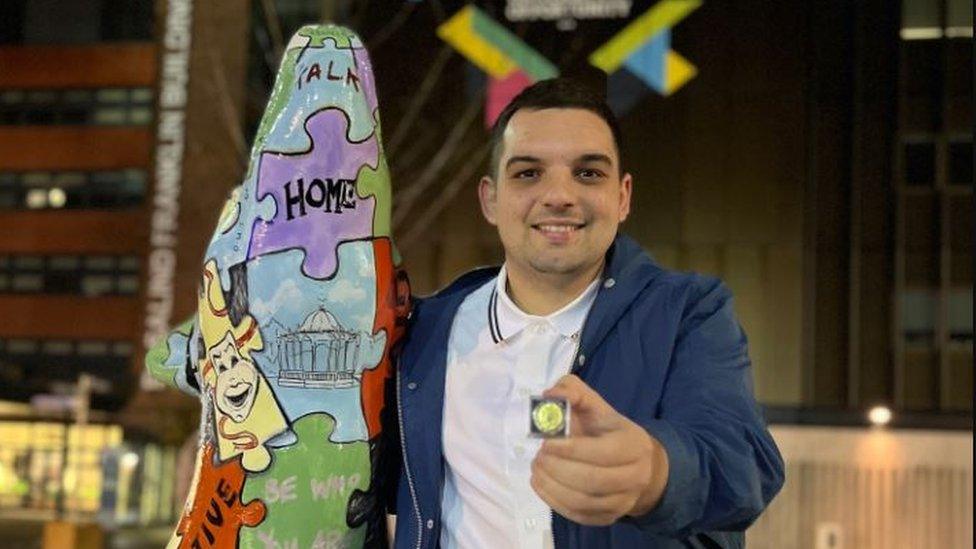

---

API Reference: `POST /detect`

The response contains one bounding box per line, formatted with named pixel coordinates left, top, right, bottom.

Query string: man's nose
left=540, top=170, right=576, bottom=209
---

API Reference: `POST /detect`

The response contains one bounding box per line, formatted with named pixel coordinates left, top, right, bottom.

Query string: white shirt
left=440, top=265, right=601, bottom=548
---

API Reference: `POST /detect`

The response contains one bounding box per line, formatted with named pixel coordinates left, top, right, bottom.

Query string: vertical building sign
left=142, top=0, right=193, bottom=390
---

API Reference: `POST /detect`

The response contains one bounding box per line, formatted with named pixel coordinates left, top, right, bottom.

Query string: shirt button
left=426, top=519, right=434, bottom=529
left=603, top=278, right=616, bottom=289
left=517, top=387, right=531, bottom=398
left=407, top=382, right=418, bottom=390
left=577, top=354, right=586, bottom=366
left=514, top=444, right=526, bottom=457
left=525, top=517, right=537, bottom=529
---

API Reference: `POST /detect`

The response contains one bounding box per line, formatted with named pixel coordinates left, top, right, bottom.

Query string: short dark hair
left=488, top=77, right=623, bottom=178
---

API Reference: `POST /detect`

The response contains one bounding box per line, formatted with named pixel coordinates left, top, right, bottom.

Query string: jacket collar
left=576, top=233, right=664, bottom=359
left=403, top=233, right=663, bottom=376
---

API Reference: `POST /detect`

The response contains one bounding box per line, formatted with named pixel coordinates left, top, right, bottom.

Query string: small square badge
left=529, top=396, right=570, bottom=438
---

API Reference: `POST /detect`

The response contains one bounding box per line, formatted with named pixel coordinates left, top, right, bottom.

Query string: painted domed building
left=276, top=306, right=362, bottom=389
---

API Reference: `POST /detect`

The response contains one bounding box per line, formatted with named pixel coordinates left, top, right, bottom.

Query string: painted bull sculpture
left=146, top=25, right=409, bottom=548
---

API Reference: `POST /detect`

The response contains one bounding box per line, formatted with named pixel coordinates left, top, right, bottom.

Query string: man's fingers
left=533, top=451, right=635, bottom=497
left=540, top=433, right=639, bottom=466
left=530, top=460, right=631, bottom=526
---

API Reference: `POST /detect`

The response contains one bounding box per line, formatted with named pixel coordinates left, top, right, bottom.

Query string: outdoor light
left=25, top=188, right=46, bottom=209
left=120, top=451, right=140, bottom=469
left=867, top=405, right=892, bottom=426
left=48, top=187, right=66, bottom=208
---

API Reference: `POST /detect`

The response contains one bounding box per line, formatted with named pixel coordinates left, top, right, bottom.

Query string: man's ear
left=618, top=172, right=633, bottom=223
left=478, top=176, right=498, bottom=225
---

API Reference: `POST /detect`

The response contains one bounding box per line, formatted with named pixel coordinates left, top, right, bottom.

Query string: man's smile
left=532, top=220, right=586, bottom=232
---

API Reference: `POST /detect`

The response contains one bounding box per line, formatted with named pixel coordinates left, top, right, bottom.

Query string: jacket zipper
left=396, top=361, right=424, bottom=549
left=550, top=337, right=584, bottom=549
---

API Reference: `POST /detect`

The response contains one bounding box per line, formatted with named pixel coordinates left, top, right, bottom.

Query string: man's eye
left=513, top=169, right=539, bottom=179
left=576, top=168, right=605, bottom=179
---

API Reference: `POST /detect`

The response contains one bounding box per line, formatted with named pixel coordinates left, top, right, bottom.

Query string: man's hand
left=530, top=374, right=669, bottom=526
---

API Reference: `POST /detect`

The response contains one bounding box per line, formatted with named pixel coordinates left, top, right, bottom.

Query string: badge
left=529, top=396, right=569, bottom=438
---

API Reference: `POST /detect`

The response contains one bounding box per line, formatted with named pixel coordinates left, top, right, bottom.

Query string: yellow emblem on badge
left=530, top=397, right=569, bottom=438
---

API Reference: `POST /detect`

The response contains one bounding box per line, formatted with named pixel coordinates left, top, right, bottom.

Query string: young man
left=389, top=78, right=784, bottom=548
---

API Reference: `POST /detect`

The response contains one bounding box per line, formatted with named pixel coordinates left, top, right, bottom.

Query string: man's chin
left=528, top=256, right=586, bottom=276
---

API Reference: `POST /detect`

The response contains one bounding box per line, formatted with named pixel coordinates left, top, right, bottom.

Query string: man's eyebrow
left=577, top=153, right=613, bottom=166
left=505, top=155, right=541, bottom=169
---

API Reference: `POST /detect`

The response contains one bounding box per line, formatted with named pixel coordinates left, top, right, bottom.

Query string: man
left=389, top=78, right=784, bottom=548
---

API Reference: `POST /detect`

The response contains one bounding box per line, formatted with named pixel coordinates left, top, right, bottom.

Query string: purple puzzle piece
left=249, top=108, right=378, bottom=279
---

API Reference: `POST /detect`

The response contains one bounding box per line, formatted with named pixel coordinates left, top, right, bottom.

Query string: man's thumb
left=543, top=374, right=619, bottom=434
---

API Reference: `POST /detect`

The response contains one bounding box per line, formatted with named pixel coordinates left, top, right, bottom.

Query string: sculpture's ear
left=145, top=315, right=201, bottom=396
left=227, top=261, right=249, bottom=327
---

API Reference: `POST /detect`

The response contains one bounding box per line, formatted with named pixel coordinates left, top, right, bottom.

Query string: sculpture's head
left=250, top=24, right=382, bottom=161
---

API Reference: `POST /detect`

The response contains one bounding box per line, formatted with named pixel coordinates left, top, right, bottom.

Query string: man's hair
left=488, top=77, right=624, bottom=178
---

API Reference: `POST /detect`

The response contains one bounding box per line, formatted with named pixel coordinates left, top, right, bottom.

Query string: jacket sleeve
left=625, top=277, right=784, bottom=537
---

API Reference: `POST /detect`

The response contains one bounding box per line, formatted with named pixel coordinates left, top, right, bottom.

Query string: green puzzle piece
left=239, top=414, right=370, bottom=549
left=298, top=24, right=357, bottom=49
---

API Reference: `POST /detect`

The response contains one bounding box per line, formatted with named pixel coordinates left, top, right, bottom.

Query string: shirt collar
left=488, top=264, right=601, bottom=343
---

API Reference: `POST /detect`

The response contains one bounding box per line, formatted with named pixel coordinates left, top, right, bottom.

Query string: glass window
left=947, top=0, right=973, bottom=29
left=897, top=2, right=973, bottom=413
left=117, top=275, right=139, bottom=295
left=95, top=88, right=128, bottom=103
left=7, top=340, right=38, bottom=354
left=13, top=256, right=43, bottom=270
left=0, top=254, right=140, bottom=296
left=2, top=0, right=153, bottom=44
left=904, top=195, right=940, bottom=286
left=77, top=341, right=109, bottom=356
left=901, top=290, right=938, bottom=344
left=118, top=256, right=141, bottom=271
left=129, top=107, right=153, bottom=125
left=112, top=342, right=134, bottom=357
left=85, top=256, right=115, bottom=270
left=904, top=141, right=935, bottom=186
left=49, top=255, right=80, bottom=270
left=81, top=275, right=114, bottom=296
left=901, top=42, right=942, bottom=131
left=11, top=274, right=43, bottom=292
left=93, top=107, right=127, bottom=125
left=42, top=341, right=73, bottom=356
left=0, top=87, right=155, bottom=126
left=63, top=89, right=93, bottom=104
left=0, top=170, right=146, bottom=210
left=948, top=140, right=973, bottom=185
left=947, top=288, right=973, bottom=342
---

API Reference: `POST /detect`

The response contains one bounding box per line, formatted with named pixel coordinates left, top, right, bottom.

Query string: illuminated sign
left=142, top=0, right=193, bottom=390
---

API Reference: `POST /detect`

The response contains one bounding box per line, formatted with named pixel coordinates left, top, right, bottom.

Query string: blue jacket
left=390, top=234, right=784, bottom=548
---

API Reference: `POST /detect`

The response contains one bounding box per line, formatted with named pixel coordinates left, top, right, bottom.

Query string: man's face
left=210, top=332, right=258, bottom=423
left=479, top=108, right=632, bottom=280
